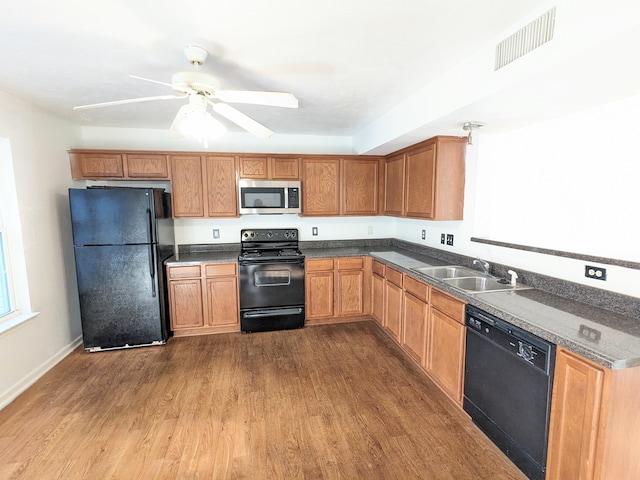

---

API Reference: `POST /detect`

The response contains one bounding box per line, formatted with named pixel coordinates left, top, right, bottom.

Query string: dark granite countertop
left=166, top=250, right=240, bottom=265
left=367, top=250, right=640, bottom=370
left=165, top=242, right=640, bottom=369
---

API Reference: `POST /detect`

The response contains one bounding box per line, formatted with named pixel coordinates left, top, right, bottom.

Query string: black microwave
left=238, top=180, right=301, bottom=214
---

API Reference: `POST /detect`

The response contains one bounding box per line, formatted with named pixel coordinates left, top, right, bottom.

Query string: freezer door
left=74, top=244, right=167, bottom=350
left=69, top=188, right=158, bottom=246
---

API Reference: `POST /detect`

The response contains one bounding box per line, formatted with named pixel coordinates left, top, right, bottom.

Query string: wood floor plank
left=0, top=321, right=526, bottom=479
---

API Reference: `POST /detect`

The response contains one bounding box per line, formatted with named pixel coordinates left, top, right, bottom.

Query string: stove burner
left=279, top=249, right=300, bottom=256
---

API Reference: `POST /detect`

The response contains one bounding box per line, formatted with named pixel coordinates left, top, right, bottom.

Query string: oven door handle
left=243, top=307, right=303, bottom=318
left=239, top=258, right=305, bottom=266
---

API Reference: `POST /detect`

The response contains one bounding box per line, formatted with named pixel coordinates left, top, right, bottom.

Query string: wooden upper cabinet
left=405, top=144, right=436, bottom=218
left=69, top=151, right=169, bottom=180
left=126, top=154, right=169, bottom=178
left=239, top=155, right=300, bottom=179
left=205, top=155, right=238, bottom=217
left=70, top=152, right=124, bottom=179
left=384, top=153, right=405, bottom=216
left=342, top=158, right=379, bottom=215
left=270, top=156, right=300, bottom=179
left=170, top=154, right=237, bottom=218
left=302, top=157, right=341, bottom=216
left=384, top=136, right=466, bottom=220
left=169, top=155, right=205, bottom=218
left=239, top=156, right=269, bottom=179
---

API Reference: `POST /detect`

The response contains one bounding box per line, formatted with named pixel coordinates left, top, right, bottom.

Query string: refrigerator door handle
left=148, top=244, right=157, bottom=298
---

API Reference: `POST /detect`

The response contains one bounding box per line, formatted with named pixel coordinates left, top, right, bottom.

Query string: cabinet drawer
left=372, top=260, right=385, bottom=276
left=205, top=263, right=237, bottom=277
left=167, top=265, right=202, bottom=279
left=337, top=257, right=364, bottom=270
left=431, top=288, right=465, bottom=322
left=386, top=267, right=403, bottom=287
left=306, top=258, right=334, bottom=272
left=404, top=276, right=429, bottom=303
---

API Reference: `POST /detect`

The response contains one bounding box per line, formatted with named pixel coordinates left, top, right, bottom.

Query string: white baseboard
left=0, top=335, right=83, bottom=410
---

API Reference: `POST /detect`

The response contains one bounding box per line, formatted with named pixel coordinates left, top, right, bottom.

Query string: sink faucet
left=507, top=269, right=519, bottom=287
left=473, top=258, right=490, bottom=275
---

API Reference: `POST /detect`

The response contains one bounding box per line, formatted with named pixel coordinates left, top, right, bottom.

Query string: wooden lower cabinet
left=167, top=262, right=239, bottom=336
left=305, top=256, right=371, bottom=324
left=546, top=347, right=640, bottom=480
left=426, top=289, right=466, bottom=405
left=383, top=267, right=403, bottom=341
left=372, top=264, right=466, bottom=407
left=371, top=260, right=385, bottom=325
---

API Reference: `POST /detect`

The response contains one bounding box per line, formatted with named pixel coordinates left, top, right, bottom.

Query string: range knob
left=267, top=231, right=273, bottom=238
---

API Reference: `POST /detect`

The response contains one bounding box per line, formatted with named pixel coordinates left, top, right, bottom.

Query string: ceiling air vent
left=495, top=7, right=556, bottom=70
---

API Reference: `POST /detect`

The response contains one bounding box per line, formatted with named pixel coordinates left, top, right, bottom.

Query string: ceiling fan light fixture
left=171, top=95, right=227, bottom=146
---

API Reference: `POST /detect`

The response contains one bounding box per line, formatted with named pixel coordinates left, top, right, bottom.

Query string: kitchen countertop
left=367, top=250, right=640, bottom=370
left=165, top=245, right=640, bottom=370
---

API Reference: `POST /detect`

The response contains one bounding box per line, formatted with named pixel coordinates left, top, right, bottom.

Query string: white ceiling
left=1, top=0, right=639, bottom=154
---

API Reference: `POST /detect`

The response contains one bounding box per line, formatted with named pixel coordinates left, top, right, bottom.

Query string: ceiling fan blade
left=73, top=94, right=185, bottom=110
left=214, top=90, right=298, bottom=108
left=209, top=102, right=274, bottom=138
left=129, top=75, right=174, bottom=88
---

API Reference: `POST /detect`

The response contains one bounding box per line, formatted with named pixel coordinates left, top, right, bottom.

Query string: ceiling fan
left=73, top=45, right=299, bottom=140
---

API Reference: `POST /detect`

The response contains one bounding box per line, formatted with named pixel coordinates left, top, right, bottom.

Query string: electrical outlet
left=212, top=229, right=220, bottom=239
left=440, top=233, right=446, bottom=244
left=579, top=324, right=602, bottom=343
left=312, top=227, right=318, bottom=236
left=446, top=234, right=454, bottom=246
left=421, top=229, right=426, bottom=240
left=585, top=265, right=607, bottom=280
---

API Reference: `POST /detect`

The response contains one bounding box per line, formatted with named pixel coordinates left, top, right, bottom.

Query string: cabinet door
left=168, top=279, right=204, bottom=329
left=170, top=155, right=205, bottom=217
left=342, top=159, right=379, bottom=215
left=305, top=271, right=335, bottom=321
left=405, top=143, right=436, bottom=219
left=126, top=154, right=169, bottom=178
left=73, top=153, right=124, bottom=178
left=302, top=158, right=340, bottom=216
left=372, top=273, right=385, bottom=325
left=205, top=155, right=238, bottom=217
left=384, top=281, right=403, bottom=342
left=271, top=157, right=300, bottom=179
left=384, top=153, right=404, bottom=215
left=546, top=349, right=605, bottom=480
left=336, top=269, right=364, bottom=316
left=427, top=307, right=466, bottom=404
left=402, top=291, right=428, bottom=364
left=206, top=276, right=239, bottom=327
left=239, top=156, right=269, bottom=179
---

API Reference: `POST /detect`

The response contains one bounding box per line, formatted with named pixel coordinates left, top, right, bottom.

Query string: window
left=0, top=138, right=36, bottom=332
left=0, top=209, right=12, bottom=317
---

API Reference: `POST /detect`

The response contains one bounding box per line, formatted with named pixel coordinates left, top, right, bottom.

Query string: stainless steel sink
left=442, top=276, right=531, bottom=294
left=411, top=265, right=480, bottom=279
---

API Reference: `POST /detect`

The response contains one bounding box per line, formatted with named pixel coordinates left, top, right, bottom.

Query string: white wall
left=393, top=95, right=640, bottom=298
left=0, top=92, right=82, bottom=408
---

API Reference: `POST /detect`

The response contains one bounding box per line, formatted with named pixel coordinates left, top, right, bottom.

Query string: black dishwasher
left=464, top=305, right=555, bottom=480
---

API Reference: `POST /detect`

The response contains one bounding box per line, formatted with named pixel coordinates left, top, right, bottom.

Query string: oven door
left=238, top=259, right=305, bottom=310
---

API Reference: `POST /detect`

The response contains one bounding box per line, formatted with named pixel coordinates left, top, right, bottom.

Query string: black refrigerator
left=69, top=187, right=175, bottom=352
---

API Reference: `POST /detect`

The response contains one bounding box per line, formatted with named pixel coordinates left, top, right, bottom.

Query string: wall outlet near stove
left=421, top=229, right=426, bottom=240
left=212, top=228, right=220, bottom=239
left=440, top=233, right=446, bottom=244
left=585, top=265, right=606, bottom=280
left=312, top=227, right=318, bottom=236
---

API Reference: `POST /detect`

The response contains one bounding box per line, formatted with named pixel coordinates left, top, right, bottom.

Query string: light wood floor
left=0, top=321, right=526, bottom=479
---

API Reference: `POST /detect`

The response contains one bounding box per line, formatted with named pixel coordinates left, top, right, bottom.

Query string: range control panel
left=241, top=228, right=298, bottom=242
